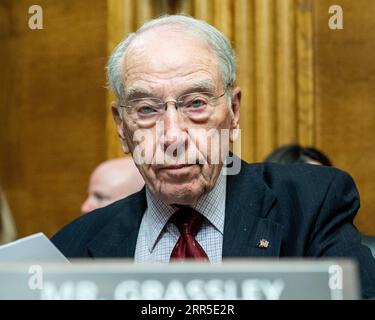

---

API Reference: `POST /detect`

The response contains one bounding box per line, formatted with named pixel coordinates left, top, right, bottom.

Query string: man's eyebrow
left=122, top=80, right=217, bottom=101
left=180, top=80, right=217, bottom=95
left=123, top=87, right=153, bottom=101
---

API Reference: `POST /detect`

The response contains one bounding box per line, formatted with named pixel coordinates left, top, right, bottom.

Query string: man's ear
left=229, top=86, right=241, bottom=142
left=111, top=101, right=130, bottom=154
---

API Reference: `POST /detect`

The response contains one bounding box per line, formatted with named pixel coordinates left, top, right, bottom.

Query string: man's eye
left=137, top=105, right=158, bottom=114
left=189, top=98, right=207, bottom=108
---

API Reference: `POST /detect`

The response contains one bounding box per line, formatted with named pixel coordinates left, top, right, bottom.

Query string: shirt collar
left=144, top=170, right=227, bottom=252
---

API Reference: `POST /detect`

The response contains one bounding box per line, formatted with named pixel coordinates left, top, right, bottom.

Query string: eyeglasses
left=118, top=91, right=226, bottom=126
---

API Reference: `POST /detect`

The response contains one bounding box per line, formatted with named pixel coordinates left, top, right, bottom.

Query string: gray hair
left=106, top=15, right=236, bottom=101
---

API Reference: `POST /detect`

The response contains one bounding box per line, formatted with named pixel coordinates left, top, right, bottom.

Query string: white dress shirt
left=134, top=172, right=226, bottom=263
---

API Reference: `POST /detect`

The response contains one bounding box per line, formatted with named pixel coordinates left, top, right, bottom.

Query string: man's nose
left=162, top=104, right=187, bottom=151
left=81, top=197, right=95, bottom=214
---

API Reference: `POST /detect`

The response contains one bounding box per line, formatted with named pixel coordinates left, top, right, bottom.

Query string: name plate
left=0, top=259, right=359, bottom=300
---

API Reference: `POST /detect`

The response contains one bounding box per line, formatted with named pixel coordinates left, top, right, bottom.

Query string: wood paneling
left=106, top=0, right=136, bottom=159
left=234, top=0, right=255, bottom=162
left=314, top=0, right=375, bottom=234
left=194, top=0, right=214, bottom=25
left=296, top=0, right=314, bottom=146
left=0, top=0, right=108, bottom=237
left=254, top=0, right=276, bottom=160
left=213, top=0, right=233, bottom=39
left=276, top=0, right=297, bottom=145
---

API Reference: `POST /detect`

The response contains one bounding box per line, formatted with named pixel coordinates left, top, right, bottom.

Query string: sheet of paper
left=0, top=232, right=69, bottom=262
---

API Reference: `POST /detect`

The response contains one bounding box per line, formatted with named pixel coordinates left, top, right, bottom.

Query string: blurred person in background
left=0, top=187, right=17, bottom=244
left=81, top=158, right=144, bottom=214
left=264, top=144, right=333, bottom=166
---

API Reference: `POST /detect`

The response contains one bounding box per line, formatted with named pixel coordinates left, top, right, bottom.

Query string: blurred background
left=1, top=0, right=375, bottom=239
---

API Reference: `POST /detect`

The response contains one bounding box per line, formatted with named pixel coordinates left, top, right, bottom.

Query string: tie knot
left=170, top=207, right=205, bottom=237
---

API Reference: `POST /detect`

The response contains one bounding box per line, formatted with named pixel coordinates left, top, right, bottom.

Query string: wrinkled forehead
left=121, top=26, right=221, bottom=92
left=127, top=25, right=215, bottom=58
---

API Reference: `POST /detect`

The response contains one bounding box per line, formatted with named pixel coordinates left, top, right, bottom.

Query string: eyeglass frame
left=117, top=89, right=228, bottom=124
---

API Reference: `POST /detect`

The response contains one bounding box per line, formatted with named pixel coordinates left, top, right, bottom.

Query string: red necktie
left=170, top=207, right=209, bottom=261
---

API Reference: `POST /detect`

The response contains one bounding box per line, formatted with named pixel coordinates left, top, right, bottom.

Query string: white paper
left=0, top=232, right=69, bottom=262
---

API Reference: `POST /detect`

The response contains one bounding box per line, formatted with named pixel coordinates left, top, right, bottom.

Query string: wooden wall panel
left=194, top=0, right=214, bottom=25
left=276, top=0, right=297, bottom=145
left=0, top=0, right=108, bottom=237
left=213, top=0, right=233, bottom=39
left=296, top=0, right=314, bottom=146
left=106, top=0, right=136, bottom=159
left=234, top=0, right=255, bottom=162
left=176, top=0, right=193, bottom=15
left=254, top=0, right=276, bottom=160
left=313, top=0, right=375, bottom=234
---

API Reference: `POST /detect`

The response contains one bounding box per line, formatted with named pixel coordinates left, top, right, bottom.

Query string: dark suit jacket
left=51, top=161, right=375, bottom=298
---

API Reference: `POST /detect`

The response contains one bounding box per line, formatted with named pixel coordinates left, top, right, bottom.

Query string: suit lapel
left=223, top=161, right=283, bottom=257
left=87, top=188, right=147, bottom=258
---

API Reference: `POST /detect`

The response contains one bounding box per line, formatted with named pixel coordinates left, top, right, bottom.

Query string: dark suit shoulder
left=254, top=161, right=348, bottom=185
left=51, top=190, right=146, bottom=257
left=246, top=162, right=357, bottom=202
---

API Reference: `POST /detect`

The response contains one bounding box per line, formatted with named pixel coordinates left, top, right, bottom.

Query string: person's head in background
left=81, top=158, right=144, bottom=214
left=264, top=144, right=333, bottom=166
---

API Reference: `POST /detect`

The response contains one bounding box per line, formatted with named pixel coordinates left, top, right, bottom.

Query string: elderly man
left=52, top=15, right=375, bottom=298
left=81, top=158, right=144, bottom=214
